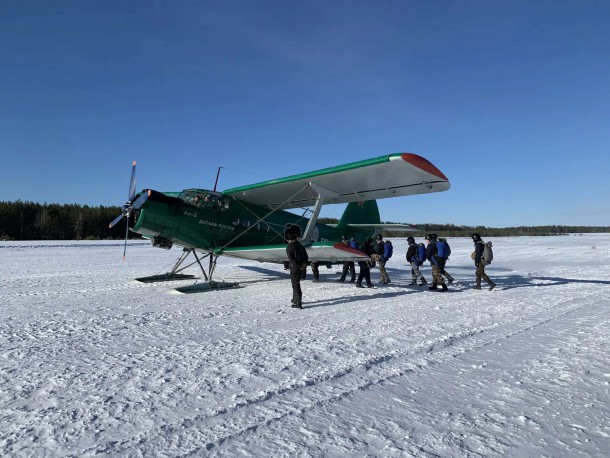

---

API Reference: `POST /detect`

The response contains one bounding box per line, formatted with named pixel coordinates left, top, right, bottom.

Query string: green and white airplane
left=110, top=153, right=450, bottom=291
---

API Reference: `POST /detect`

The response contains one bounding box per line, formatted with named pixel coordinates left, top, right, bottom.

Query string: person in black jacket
left=286, top=232, right=309, bottom=308
left=406, top=236, right=427, bottom=286
left=425, top=234, right=448, bottom=292
left=356, top=238, right=374, bottom=288
left=472, top=233, right=496, bottom=290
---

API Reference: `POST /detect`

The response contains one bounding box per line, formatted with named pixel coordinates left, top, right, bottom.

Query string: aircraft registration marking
left=198, top=219, right=235, bottom=231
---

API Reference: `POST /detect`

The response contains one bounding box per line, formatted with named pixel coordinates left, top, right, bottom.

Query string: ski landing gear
left=135, top=248, right=240, bottom=293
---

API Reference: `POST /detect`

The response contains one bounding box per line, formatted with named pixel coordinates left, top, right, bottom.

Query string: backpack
left=482, top=241, right=493, bottom=264
left=384, top=240, right=393, bottom=259
left=411, top=243, right=426, bottom=265
left=436, top=238, right=451, bottom=259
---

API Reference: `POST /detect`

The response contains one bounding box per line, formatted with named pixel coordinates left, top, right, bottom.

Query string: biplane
left=110, top=153, right=450, bottom=292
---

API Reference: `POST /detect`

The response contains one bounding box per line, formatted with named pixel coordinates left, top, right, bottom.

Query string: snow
left=1, top=235, right=609, bottom=457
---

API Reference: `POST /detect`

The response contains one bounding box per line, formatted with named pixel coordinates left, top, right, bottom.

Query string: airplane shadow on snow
left=385, top=265, right=610, bottom=290
left=239, top=265, right=610, bottom=295
left=497, top=275, right=610, bottom=290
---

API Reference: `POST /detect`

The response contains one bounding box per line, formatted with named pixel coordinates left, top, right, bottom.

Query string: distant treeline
left=0, top=201, right=608, bottom=241
left=317, top=218, right=610, bottom=238
left=0, top=201, right=132, bottom=240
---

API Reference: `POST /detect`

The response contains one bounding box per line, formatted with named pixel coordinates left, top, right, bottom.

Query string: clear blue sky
left=1, top=0, right=609, bottom=227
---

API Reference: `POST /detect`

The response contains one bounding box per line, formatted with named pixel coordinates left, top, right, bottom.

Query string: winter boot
left=439, top=284, right=448, bottom=292
left=489, top=282, right=496, bottom=291
left=428, top=283, right=437, bottom=291
left=292, top=294, right=303, bottom=308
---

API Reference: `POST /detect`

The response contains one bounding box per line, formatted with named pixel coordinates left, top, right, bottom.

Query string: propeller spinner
left=109, top=161, right=149, bottom=261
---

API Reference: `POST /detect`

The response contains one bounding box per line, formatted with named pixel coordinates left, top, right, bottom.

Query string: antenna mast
left=213, top=166, right=223, bottom=192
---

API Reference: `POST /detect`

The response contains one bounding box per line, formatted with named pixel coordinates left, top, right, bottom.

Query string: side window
left=178, top=190, right=228, bottom=210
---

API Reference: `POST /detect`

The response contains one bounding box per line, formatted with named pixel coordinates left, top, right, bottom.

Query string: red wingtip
left=333, top=243, right=367, bottom=255
left=401, top=153, right=448, bottom=181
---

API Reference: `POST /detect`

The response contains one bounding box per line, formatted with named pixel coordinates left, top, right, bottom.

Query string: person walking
left=406, top=236, right=427, bottom=286
left=472, top=233, right=496, bottom=291
left=337, top=235, right=356, bottom=282
left=433, top=234, right=455, bottom=284
left=425, top=234, right=448, bottom=292
left=286, top=232, right=309, bottom=308
left=310, top=261, right=320, bottom=282
left=356, top=238, right=374, bottom=288
left=374, top=234, right=391, bottom=284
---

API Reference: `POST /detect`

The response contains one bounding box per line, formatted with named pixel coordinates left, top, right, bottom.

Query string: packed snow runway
left=1, top=235, right=609, bottom=457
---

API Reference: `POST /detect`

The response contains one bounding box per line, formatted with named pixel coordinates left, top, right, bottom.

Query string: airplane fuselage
left=131, top=189, right=365, bottom=252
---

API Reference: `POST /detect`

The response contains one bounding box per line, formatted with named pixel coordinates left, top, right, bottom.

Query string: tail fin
left=337, top=201, right=380, bottom=229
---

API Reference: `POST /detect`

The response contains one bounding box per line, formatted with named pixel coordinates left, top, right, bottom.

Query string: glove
left=475, top=262, right=479, bottom=267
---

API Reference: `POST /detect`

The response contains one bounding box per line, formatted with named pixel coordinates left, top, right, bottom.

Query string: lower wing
left=218, top=242, right=370, bottom=263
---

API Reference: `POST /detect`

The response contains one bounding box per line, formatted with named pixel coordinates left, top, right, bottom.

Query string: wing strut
left=301, top=182, right=339, bottom=243
left=218, top=184, right=311, bottom=253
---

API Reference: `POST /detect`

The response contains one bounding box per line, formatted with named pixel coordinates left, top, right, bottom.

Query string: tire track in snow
left=80, top=290, right=602, bottom=455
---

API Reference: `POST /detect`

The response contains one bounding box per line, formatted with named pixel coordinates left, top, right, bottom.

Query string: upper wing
left=222, top=153, right=449, bottom=209
left=216, top=242, right=370, bottom=263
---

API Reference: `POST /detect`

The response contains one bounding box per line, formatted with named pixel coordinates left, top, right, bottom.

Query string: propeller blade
left=109, top=214, right=125, bottom=229
left=122, top=221, right=129, bottom=262
left=128, top=161, right=137, bottom=202
left=131, top=190, right=150, bottom=210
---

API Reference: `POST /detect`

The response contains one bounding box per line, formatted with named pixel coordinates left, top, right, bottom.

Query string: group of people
left=405, top=233, right=495, bottom=291
left=285, top=231, right=495, bottom=309
left=335, top=235, right=379, bottom=287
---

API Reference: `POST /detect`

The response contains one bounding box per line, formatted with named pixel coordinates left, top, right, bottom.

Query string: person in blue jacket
left=425, top=234, right=448, bottom=292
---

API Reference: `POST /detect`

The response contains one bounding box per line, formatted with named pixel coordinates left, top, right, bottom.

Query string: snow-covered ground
left=1, top=235, right=609, bottom=457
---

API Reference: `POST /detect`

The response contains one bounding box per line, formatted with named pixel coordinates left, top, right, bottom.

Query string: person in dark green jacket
left=472, top=233, right=496, bottom=291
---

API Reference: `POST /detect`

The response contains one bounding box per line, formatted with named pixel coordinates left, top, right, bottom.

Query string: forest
left=0, top=201, right=131, bottom=240
left=0, top=201, right=608, bottom=241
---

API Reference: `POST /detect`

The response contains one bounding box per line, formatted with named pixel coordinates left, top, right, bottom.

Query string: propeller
left=109, top=161, right=150, bottom=261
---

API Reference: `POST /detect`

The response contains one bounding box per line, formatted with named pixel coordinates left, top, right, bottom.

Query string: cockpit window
left=178, top=189, right=229, bottom=210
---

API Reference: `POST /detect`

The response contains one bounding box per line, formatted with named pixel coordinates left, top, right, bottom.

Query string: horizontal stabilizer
left=346, top=223, right=419, bottom=232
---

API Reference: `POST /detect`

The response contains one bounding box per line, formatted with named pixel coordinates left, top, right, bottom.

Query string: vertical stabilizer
left=337, top=201, right=381, bottom=229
